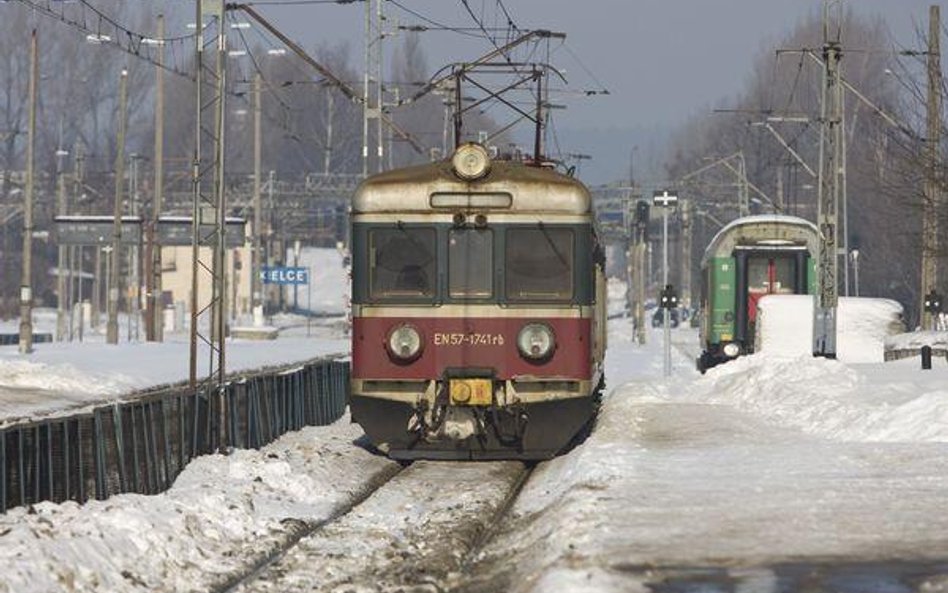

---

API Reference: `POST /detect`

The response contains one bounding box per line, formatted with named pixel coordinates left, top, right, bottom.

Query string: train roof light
left=452, top=143, right=491, bottom=181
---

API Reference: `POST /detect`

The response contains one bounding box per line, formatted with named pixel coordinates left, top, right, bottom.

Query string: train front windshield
left=505, top=228, right=574, bottom=301
left=358, top=224, right=579, bottom=304
left=449, top=228, right=494, bottom=298
left=369, top=227, right=437, bottom=299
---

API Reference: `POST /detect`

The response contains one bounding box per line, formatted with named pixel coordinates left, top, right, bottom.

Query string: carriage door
left=746, top=255, right=796, bottom=335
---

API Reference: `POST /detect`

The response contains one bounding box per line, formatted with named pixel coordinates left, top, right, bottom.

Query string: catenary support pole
left=147, top=14, right=165, bottom=342
left=19, top=30, right=38, bottom=355
left=107, top=68, right=128, bottom=345
left=252, top=72, right=263, bottom=327
left=813, top=0, right=843, bottom=358
left=922, top=4, right=941, bottom=330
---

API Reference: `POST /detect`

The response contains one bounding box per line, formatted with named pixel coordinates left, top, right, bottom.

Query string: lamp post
left=653, top=189, right=678, bottom=377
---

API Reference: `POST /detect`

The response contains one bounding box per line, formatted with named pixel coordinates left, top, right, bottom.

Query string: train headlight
left=452, top=143, right=491, bottom=180
left=387, top=324, right=423, bottom=362
left=723, top=342, right=740, bottom=358
left=517, top=323, right=555, bottom=361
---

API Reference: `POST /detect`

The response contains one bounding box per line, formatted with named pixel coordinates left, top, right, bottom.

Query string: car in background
left=652, top=307, right=681, bottom=328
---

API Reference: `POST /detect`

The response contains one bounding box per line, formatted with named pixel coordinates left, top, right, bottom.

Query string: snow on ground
left=4, top=281, right=948, bottom=591
left=0, top=319, right=348, bottom=426
left=757, top=294, right=904, bottom=362
left=469, top=318, right=948, bottom=591
left=0, top=248, right=350, bottom=425
left=0, top=417, right=399, bottom=593
left=606, top=277, right=628, bottom=319
left=887, top=329, right=948, bottom=350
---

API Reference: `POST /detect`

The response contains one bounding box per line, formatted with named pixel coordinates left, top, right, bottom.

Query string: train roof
left=701, top=214, right=820, bottom=267
left=351, top=158, right=592, bottom=215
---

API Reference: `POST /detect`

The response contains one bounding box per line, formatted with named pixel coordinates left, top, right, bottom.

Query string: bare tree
left=665, top=10, right=926, bottom=318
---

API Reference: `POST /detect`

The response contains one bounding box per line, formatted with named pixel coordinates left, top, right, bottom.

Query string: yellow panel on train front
left=449, top=379, right=493, bottom=406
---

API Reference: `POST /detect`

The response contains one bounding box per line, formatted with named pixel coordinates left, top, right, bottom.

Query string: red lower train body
left=350, top=308, right=603, bottom=460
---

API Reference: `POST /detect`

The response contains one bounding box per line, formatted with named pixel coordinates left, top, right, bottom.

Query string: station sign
left=261, top=266, right=309, bottom=285
left=54, top=216, right=143, bottom=246
left=54, top=216, right=246, bottom=248
left=156, top=216, right=246, bottom=248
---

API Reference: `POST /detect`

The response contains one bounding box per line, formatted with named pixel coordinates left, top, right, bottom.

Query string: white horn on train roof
left=452, top=143, right=492, bottom=181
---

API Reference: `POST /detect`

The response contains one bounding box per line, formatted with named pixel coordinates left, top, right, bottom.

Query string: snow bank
left=607, top=277, right=628, bottom=318
left=0, top=335, right=347, bottom=425
left=0, top=418, right=398, bottom=593
left=886, top=330, right=948, bottom=351
left=700, top=353, right=948, bottom=442
left=756, top=295, right=903, bottom=362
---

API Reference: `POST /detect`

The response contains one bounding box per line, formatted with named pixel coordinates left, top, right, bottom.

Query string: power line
left=242, top=0, right=363, bottom=4
left=387, top=0, right=484, bottom=39
left=11, top=0, right=197, bottom=79
left=459, top=0, right=514, bottom=63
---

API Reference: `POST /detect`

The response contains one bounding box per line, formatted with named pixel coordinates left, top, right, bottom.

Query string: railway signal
left=660, top=285, right=679, bottom=309
left=924, top=290, right=943, bottom=313
left=653, top=189, right=678, bottom=378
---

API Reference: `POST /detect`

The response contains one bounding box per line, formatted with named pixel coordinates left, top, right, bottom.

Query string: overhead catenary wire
left=13, top=0, right=608, bottom=168
left=387, top=0, right=485, bottom=39
left=11, top=0, right=198, bottom=79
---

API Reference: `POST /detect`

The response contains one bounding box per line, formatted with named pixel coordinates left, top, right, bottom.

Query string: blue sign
left=261, top=267, right=309, bottom=285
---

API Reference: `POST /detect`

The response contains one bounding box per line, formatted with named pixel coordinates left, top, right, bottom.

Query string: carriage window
left=449, top=228, right=493, bottom=298
left=505, top=228, right=573, bottom=301
left=748, top=256, right=795, bottom=294
left=369, top=227, right=436, bottom=299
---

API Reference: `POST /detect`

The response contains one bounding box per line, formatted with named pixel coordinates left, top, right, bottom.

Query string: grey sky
left=215, top=1, right=939, bottom=182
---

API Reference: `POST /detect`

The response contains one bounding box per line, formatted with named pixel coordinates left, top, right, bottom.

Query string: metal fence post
left=93, top=411, right=107, bottom=500
left=112, top=405, right=128, bottom=492
left=63, top=421, right=70, bottom=502
left=76, top=419, right=86, bottom=504
left=160, top=399, right=172, bottom=490
left=1, top=431, right=6, bottom=512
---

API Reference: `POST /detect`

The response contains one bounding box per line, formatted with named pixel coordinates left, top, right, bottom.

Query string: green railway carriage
left=697, top=215, right=819, bottom=372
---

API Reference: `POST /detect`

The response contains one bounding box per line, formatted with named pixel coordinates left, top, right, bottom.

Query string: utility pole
left=266, top=170, right=277, bottom=315
left=324, top=87, right=334, bottom=176
left=19, top=30, right=38, bottom=355
left=128, top=153, right=142, bottom=342
left=654, top=190, right=678, bottom=377
left=107, top=68, right=128, bottom=345
left=252, top=71, right=263, bottom=326
left=189, top=0, right=230, bottom=454
left=921, top=4, right=941, bottom=330
left=813, top=0, right=843, bottom=358
left=631, top=198, right=648, bottom=345
left=737, top=152, right=750, bottom=216
left=363, top=0, right=384, bottom=175
left=625, top=196, right=635, bottom=319
left=634, top=232, right=647, bottom=345
left=680, top=199, right=693, bottom=309
left=56, top=131, right=68, bottom=342
left=74, top=143, right=86, bottom=333
left=146, top=13, right=165, bottom=342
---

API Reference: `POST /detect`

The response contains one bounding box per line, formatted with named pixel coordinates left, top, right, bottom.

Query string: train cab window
left=505, top=227, right=574, bottom=301
left=449, top=228, right=493, bottom=298
left=368, top=227, right=436, bottom=300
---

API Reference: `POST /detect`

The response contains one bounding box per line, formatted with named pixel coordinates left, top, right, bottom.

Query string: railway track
left=212, top=459, right=533, bottom=593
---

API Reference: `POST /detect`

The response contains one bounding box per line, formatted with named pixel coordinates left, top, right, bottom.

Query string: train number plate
left=449, top=379, right=493, bottom=406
